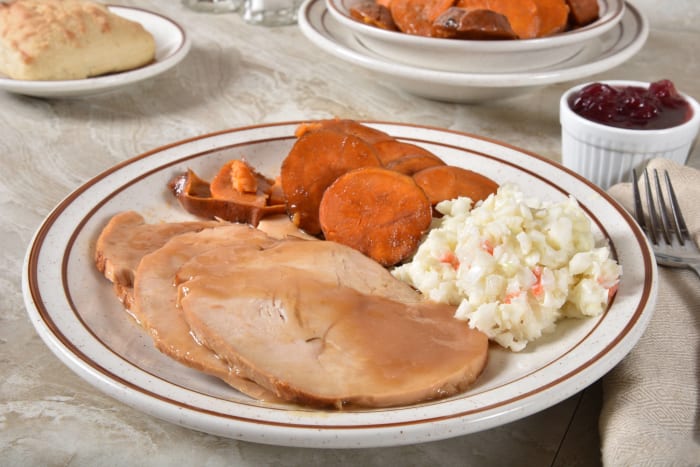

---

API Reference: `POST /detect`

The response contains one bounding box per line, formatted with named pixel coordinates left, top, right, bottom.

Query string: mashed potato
left=392, top=184, right=621, bottom=352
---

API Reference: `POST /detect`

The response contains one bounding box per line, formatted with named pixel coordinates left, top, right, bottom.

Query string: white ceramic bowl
left=326, top=0, right=625, bottom=73
left=299, top=0, right=648, bottom=103
left=560, top=80, right=700, bottom=190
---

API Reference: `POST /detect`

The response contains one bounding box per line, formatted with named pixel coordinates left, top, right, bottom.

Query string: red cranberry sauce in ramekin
left=568, top=79, right=693, bottom=130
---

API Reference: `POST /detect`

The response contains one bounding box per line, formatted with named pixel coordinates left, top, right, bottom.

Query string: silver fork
left=633, top=168, right=700, bottom=278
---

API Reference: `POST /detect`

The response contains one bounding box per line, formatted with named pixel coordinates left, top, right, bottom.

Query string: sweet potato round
left=413, top=165, right=499, bottom=206
left=373, top=139, right=446, bottom=175
left=390, top=0, right=456, bottom=36
left=533, top=0, right=570, bottom=37
left=456, top=0, right=539, bottom=39
left=281, top=129, right=382, bottom=235
left=295, top=118, right=393, bottom=144
left=319, top=167, right=432, bottom=266
left=432, top=7, right=518, bottom=40
left=566, top=0, right=599, bottom=26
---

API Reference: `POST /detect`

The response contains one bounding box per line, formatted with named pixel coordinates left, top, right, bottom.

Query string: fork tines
left=632, top=167, right=691, bottom=246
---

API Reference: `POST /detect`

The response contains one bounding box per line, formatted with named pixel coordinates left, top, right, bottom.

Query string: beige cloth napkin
left=601, top=158, right=700, bottom=465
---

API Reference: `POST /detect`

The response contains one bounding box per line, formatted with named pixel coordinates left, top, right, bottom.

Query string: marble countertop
left=2, top=0, right=698, bottom=465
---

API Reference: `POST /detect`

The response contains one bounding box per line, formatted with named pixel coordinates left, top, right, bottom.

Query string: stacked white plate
left=298, top=0, right=648, bottom=103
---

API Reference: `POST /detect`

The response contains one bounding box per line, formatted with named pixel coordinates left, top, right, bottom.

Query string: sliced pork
left=95, top=211, right=489, bottom=409
left=132, top=224, right=283, bottom=402
left=175, top=237, right=420, bottom=303
left=178, top=245, right=489, bottom=409
left=176, top=234, right=488, bottom=408
left=94, top=211, right=221, bottom=310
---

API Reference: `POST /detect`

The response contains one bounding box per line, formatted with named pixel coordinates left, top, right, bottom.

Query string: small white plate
left=0, top=6, right=191, bottom=98
left=23, top=121, right=656, bottom=448
left=326, top=0, right=625, bottom=73
left=298, top=0, right=648, bottom=102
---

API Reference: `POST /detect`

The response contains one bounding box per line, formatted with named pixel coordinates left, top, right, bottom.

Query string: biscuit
left=0, top=0, right=156, bottom=80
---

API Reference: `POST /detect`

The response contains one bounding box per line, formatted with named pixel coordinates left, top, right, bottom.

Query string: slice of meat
left=256, top=214, right=318, bottom=241
left=94, top=211, right=222, bottom=310
left=132, top=224, right=284, bottom=402
left=175, top=235, right=420, bottom=304
left=94, top=212, right=325, bottom=402
left=179, top=265, right=489, bottom=409
left=93, top=211, right=301, bottom=314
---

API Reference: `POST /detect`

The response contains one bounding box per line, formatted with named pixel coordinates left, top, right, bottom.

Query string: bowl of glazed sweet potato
left=326, top=0, right=625, bottom=73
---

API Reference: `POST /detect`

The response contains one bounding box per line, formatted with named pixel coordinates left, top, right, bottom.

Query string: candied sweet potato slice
left=565, top=0, right=598, bottom=26
left=390, top=0, right=457, bottom=36
left=280, top=129, right=382, bottom=235
left=351, top=1, right=399, bottom=30
left=209, top=159, right=275, bottom=208
left=295, top=118, right=393, bottom=144
left=169, top=169, right=285, bottom=226
left=432, top=7, right=517, bottom=39
left=412, top=165, right=498, bottom=206
left=319, top=167, right=432, bottom=266
left=373, top=139, right=446, bottom=175
left=456, top=0, right=539, bottom=39
left=532, top=0, right=569, bottom=37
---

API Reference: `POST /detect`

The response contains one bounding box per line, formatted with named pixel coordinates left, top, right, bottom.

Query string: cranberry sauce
left=568, top=80, right=693, bottom=130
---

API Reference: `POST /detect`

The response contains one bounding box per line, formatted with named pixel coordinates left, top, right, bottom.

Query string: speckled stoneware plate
left=326, top=0, right=625, bottom=73
left=0, top=6, right=190, bottom=98
left=22, top=122, right=656, bottom=448
left=298, top=0, right=648, bottom=102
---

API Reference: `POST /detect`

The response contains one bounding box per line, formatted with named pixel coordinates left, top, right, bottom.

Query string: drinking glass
left=182, top=0, right=241, bottom=13
left=242, top=0, right=302, bottom=26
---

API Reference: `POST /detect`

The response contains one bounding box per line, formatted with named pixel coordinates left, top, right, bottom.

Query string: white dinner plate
left=298, top=0, right=648, bottom=102
left=22, top=122, right=657, bottom=448
left=0, top=6, right=190, bottom=98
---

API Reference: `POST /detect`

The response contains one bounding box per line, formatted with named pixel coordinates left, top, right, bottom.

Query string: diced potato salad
left=392, top=184, right=621, bottom=351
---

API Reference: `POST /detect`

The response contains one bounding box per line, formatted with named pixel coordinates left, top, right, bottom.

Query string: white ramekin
left=559, top=80, right=700, bottom=190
